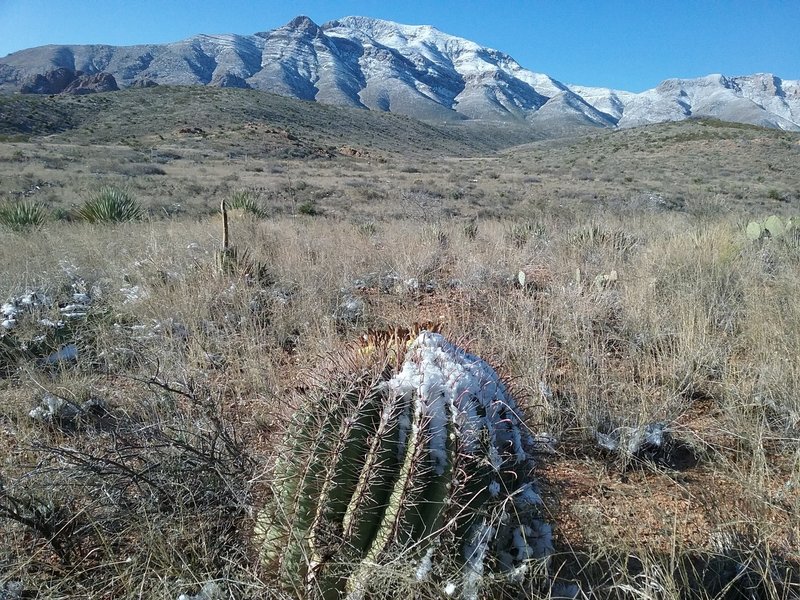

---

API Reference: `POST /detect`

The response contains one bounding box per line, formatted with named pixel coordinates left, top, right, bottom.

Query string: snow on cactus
left=255, top=331, right=552, bottom=599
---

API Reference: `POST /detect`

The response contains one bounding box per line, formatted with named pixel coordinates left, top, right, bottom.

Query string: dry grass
left=1, top=91, right=799, bottom=597
left=1, top=206, right=798, bottom=598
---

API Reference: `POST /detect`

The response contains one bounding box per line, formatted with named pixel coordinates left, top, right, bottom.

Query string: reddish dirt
left=537, top=399, right=800, bottom=562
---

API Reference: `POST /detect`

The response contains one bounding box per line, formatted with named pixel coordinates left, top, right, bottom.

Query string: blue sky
left=0, top=0, right=797, bottom=92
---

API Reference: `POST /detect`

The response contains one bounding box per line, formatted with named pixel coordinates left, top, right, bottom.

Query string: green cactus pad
left=764, top=215, right=786, bottom=238
left=746, top=221, right=763, bottom=241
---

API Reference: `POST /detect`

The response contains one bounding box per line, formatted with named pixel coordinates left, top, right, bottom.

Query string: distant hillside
left=0, top=85, right=546, bottom=156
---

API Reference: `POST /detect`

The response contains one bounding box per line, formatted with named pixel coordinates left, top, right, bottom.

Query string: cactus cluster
left=745, top=215, right=797, bottom=242
left=255, top=332, right=552, bottom=599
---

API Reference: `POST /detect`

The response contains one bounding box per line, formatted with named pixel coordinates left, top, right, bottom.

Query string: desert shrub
left=346, top=180, right=387, bottom=202
left=463, top=217, right=478, bottom=240
left=0, top=391, right=256, bottom=598
left=0, top=200, right=48, bottom=231
left=117, top=163, right=167, bottom=176
left=356, top=220, right=378, bottom=237
left=151, top=149, right=182, bottom=162
left=297, top=200, right=320, bottom=216
left=77, top=186, right=143, bottom=223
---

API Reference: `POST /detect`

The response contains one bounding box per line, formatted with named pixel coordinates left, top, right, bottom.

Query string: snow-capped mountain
left=616, top=74, right=800, bottom=130
left=1, top=15, right=798, bottom=132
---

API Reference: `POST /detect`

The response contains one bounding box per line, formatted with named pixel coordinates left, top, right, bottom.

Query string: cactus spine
left=255, top=332, right=552, bottom=599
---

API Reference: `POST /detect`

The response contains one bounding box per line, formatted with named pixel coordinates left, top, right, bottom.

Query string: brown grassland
left=1, top=87, right=800, bottom=599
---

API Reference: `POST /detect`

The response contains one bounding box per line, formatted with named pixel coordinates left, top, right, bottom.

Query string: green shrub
left=77, top=187, right=143, bottom=223
left=0, top=200, right=48, bottom=231
left=297, top=200, right=320, bottom=216
left=766, top=188, right=783, bottom=201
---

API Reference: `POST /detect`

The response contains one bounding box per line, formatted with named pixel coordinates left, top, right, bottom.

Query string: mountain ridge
left=1, top=15, right=799, bottom=133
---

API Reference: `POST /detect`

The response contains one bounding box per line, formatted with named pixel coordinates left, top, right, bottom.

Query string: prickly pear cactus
left=745, top=221, right=763, bottom=241
left=746, top=215, right=797, bottom=242
left=255, top=332, right=552, bottom=600
left=764, top=215, right=786, bottom=238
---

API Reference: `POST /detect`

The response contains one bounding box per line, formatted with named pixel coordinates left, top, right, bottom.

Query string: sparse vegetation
left=0, top=86, right=799, bottom=599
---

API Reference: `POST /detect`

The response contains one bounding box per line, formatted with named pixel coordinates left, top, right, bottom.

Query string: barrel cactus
left=255, top=331, right=552, bottom=599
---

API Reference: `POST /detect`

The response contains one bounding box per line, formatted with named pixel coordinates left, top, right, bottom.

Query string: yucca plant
left=505, top=220, right=545, bottom=248
left=227, top=189, right=267, bottom=218
left=77, top=186, right=143, bottom=223
left=0, top=200, right=48, bottom=231
left=255, top=332, right=552, bottom=600
left=566, top=223, right=638, bottom=256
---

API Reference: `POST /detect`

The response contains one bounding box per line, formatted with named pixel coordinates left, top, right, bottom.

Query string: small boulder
left=177, top=582, right=223, bottom=600
left=29, top=393, right=109, bottom=429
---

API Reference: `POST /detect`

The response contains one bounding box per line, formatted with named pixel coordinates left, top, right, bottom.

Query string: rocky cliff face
left=19, top=67, right=118, bottom=95
left=2, top=16, right=798, bottom=131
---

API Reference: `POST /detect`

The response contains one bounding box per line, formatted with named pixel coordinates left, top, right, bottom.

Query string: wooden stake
left=221, top=197, right=229, bottom=251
